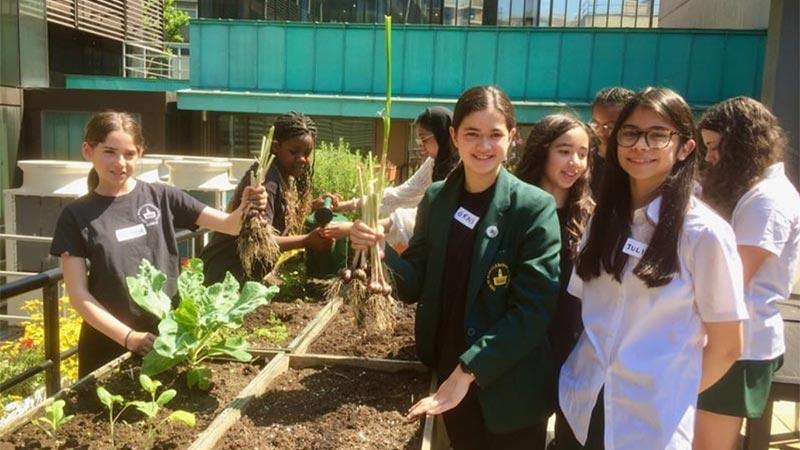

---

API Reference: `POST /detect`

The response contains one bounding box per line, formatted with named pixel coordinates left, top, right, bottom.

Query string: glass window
left=523, top=0, right=537, bottom=26
left=509, top=0, right=524, bottom=25
left=497, top=0, right=511, bottom=25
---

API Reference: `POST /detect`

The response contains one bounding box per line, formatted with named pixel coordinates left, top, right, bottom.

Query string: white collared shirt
left=732, top=162, right=800, bottom=360
left=559, top=197, right=747, bottom=450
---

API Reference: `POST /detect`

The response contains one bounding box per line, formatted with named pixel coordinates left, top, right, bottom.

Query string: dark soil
left=309, top=303, right=417, bottom=360
left=243, top=300, right=323, bottom=349
left=0, top=357, right=266, bottom=450
left=220, top=366, right=430, bottom=450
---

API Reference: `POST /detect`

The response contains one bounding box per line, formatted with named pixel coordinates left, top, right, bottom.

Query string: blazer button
left=466, top=327, right=476, bottom=337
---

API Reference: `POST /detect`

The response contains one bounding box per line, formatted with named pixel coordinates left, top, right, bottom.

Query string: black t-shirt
left=200, top=163, right=286, bottom=284
left=50, top=181, right=206, bottom=331
left=435, top=183, right=495, bottom=377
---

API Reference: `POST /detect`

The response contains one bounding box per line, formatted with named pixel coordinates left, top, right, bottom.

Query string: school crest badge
left=486, top=263, right=510, bottom=291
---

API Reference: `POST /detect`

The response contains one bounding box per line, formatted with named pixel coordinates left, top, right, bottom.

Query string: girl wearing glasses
left=514, top=113, right=594, bottom=448
left=557, top=88, right=747, bottom=450
left=694, top=97, right=799, bottom=450
left=330, top=107, right=459, bottom=250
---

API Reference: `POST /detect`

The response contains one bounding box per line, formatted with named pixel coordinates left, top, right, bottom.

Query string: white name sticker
left=115, top=224, right=147, bottom=243
left=622, top=237, right=648, bottom=258
left=454, top=207, right=480, bottom=230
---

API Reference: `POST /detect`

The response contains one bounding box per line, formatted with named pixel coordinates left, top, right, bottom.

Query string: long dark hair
left=414, top=106, right=459, bottom=181
left=698, top=96, right=787, bottom=220
left=515, top=113, right=594, bottom=261
left=84, top=112, right=145, bottom=191
left=576, top=87, right=697, bottom=288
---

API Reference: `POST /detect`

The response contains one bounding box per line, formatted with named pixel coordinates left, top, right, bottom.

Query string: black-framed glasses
left=414, top=134, right=434, bottom=146
left=617, top=125, right=681, bottom=149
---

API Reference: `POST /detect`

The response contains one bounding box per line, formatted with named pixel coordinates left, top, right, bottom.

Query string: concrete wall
left=659, top=0, right=770, bottom=29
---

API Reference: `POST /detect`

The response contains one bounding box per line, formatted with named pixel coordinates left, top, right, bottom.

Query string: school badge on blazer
left=486, top=263, right=510, bottom=291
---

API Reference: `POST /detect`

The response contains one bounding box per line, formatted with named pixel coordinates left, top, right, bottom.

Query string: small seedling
left=96, top=386, right=129, bottom=449
left=32, top=399, right=74, bottom=448
left=253, top=314, right=289, bottom=345
left=128, top=374, right=195, bottom=450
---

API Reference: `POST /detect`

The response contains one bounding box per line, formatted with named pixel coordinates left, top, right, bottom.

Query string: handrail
left=0, top=228, right=210, bottom=398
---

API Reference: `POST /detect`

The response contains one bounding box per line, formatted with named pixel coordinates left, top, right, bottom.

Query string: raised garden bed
left=0, top=353, right=273, bottom=450
left=242, top=299, right=325, bottom=350
left=218, top=354, right=437, bottom=450
left=308, top=302, right=417, bottom=360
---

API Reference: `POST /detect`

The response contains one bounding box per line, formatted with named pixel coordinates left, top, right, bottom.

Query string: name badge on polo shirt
left=115, top=224, right=147, bottom=242
left=622, top=237, right=648, bottom=258
left=454, top=207, right=480, bottom=229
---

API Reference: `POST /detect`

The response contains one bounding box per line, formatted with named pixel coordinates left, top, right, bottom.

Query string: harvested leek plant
left=238, top=126, right=281, bottom=280
left=328, top=16, right=396, bottom=332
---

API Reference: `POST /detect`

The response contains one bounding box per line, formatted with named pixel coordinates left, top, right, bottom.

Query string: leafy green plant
left=253, top=313, right=290, bottom=345
left=128, top=374, right=195, bottom=450
left=96, top=386, right=128, bottom=449
left=32, top=399, right=74, bottom=448
left=127, top=258, right=278, bottom=390
left=164, top=0, right=190, bottom=42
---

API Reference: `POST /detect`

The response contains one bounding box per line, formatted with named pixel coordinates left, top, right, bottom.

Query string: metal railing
left=0, top=228, right=209, bottom=398
left=124, top=41, right=189, bottom=80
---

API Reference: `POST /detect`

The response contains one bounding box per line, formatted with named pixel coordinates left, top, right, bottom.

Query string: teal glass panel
left=558, top=32, right=593, bottom=100
left=622, top=33, right=658, bottom=91
left=687, top=34, right=726, bottom=104
left=403, top=29, right=435, bottom=96
left=344, top=28, right=376, bottom=94
left=463, top=30, right=497, bottom=90
left=433, top=30, right=466, bottom=97
left=0, top=106, right=22, bottom=223
left=229, top=24, right=258, bottom=90
left=199, top=24, right=230, bottom=88
left=496, top=31, right=528, bottom=98
left=525, top=32, right=560, bottom=99
left=721, top=34, right=762, bottom=99
left=314, top=27, right=346, bottom=93
left=391, top=28, right=406, bottom=95
left=286, top=27, right=315, bottom=91
left=257, top=25, right=286, bottom=90
left=41, top=112, right=94, bottom=161
left=589, top=32, right=625, bottom=94
left=370, top=28, right=384, bottom=95
left=655, top=34, right=692, bottom=94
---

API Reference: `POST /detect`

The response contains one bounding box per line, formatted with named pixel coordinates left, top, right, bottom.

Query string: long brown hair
left=698, top=96, right=787, bottom=220
left=515, top=113, right=594, bottom=261
left=84, top=112, right=145, bottom=191
left=576, top=87, right=697, bottom=288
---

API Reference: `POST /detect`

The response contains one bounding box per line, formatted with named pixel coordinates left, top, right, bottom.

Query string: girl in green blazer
left=351, top=86, right=561, bottom=450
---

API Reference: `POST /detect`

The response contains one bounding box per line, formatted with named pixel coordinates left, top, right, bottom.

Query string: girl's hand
left=312, top=193, right=341, bottom=210
left=240, top=185, right=268, bottom=216
left=305, top=227, right=335, bottom=252
left=320, top=221, right=353, bottom=240
left=349, top=220, right=384, bottom=251
left=126, top=331, right=156, bottom=355
left=406, top=364, right=475, bottom=420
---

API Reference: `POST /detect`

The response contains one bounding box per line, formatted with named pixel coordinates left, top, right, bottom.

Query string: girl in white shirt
left=558, top=87, right=748, bottom=450
left=695, top=96, right=800, bottom=450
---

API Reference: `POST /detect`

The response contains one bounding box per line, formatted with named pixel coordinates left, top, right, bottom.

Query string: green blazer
left=385, top=165, right=561, bottom=433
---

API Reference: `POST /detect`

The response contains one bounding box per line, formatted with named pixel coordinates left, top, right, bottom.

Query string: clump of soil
left=0, top=358, right=266, bottom=449
left=221, top=366, right=429, bottom=450
left=242, top=300, right=324, bottom=348
left=309, top=303, right=416, bottom=360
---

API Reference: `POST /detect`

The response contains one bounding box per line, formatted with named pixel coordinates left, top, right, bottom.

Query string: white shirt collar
left=762, top=162, right=784, bottom=180
left=633, top=196, right=662, bottom=226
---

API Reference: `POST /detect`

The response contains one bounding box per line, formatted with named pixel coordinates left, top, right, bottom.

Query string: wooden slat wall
left=46, top=0, right=163, bottom=48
